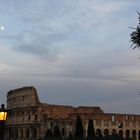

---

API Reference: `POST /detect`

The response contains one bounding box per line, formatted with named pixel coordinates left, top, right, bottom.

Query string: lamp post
left=0, top=104, right=7, bottom=140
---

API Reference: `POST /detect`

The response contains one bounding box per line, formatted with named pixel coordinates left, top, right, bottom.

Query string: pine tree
left=45, top=129, right=53, bottom=137
left=54, top=125, right=61, bottom=136
left=74, top=115, right=84, bottom=140
left=87, top=119, right=96, bottom=140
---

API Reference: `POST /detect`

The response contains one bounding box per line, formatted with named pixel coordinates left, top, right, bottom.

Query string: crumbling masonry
left=4, top=86, right=140, bottom=140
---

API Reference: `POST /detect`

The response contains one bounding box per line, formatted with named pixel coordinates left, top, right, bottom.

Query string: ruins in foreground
left=4, top=86, right=140, bottom=140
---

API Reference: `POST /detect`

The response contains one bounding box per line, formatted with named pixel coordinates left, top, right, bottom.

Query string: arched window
left=126, top=129, right=130, bottom=138
left=119, top=130, right=123, bottom=138
left=104, top=129, right=109, bottom=136
left=112, top=129, right=117, bottom=136
left=96, top=129, right=102, bottom=137
left=132, top=130, right=137, bottom=140
left=62, top=128, right=65, bottom=136
left=45, top=129, right=53, bottom=137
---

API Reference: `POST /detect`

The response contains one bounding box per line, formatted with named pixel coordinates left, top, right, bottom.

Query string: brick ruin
left=4, top=86, right=140, bottom=140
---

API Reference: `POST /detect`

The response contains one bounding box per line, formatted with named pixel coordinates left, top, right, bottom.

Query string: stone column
left=17, top=128, right=21, bottom=139
left=23, top=128, right=26, bottom=140
left=66, top=124, right=70, bottom=137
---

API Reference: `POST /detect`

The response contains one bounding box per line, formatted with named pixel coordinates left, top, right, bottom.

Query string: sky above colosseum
left=0, top=0, right=140, bottom=114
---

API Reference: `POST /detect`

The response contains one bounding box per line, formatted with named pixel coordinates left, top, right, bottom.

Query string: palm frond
left=130, top=12, right=140, bottom=49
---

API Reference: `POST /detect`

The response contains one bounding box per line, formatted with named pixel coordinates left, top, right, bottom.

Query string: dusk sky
left=0, top=0, right=140, bottom=114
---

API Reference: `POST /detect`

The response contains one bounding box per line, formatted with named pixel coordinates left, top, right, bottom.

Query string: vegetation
left=43, top=116, right=135, bottom=140
left=74, top=115, right=84, bottom=140
left=87, top=119, right=96, bottom=140
left=54, top=125, right=61, bottom=137
left=45, top=129, right=53, bottom=137
left=130, top=11, right=140, bottom=49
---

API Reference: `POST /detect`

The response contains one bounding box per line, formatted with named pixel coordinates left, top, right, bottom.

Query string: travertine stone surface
left=4, top=86, right=140, bottom=140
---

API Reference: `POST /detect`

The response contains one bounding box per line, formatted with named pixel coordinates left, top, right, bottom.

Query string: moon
left=0, top=26, right=5, bottom=31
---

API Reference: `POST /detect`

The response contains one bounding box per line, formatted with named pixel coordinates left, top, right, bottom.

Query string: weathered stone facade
left=4, top=86, right=140, bottom=140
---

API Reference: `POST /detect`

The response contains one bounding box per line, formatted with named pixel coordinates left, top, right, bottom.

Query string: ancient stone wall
left=4, top=86, right=140, bottom=140
left=7, top=87, right=40, bottom=109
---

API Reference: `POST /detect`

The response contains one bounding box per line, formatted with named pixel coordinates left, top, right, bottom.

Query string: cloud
left=12, top=30, right=69, bottom=60
left=0, top=61, right=13, bottom=73
left=0, top=0, right=127, bottom=33
left=0, top=0, right=140, bottom=113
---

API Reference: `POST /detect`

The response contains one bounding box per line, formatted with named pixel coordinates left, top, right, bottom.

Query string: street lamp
left=0, top=104, right=7, bottom=140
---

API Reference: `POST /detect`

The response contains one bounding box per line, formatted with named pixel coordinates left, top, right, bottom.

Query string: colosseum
left=4, top=86, right=140, bottom=140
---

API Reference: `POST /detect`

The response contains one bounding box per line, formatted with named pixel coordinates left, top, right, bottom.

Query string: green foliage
left=74, top=115, right=84, bottom=138
left=87, top=119, right=96, bottom=140
left=54, top=126, right=61, bottom=137
left=130, top=11, right=140, bottom=49
left=45, top=129, right=53, bottom=137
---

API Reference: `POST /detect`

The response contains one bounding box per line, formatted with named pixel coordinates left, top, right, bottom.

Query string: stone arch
left=126, top=129, right=130, bottom=138
left=132, top=130, right=137, bottom=140
left=25, top=128, right=30, bottom=139
left=62, top=128, right=65, bottom=136
left=111, top=129, right=117, bottom=135
left=45, top=129, right=53, bottom=137
left=104, top=129, right=109, bottom=136
left=96, top=128, right=102, bottom=137
left=32, top=128, right=37, bottom=139
left=119, top=130, right=123, bottom=138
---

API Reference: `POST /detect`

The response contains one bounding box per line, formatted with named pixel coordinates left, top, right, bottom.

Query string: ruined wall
left=4, top=86, right=140, bottom=140
left=40, top=104, right=103, bottom=119
left=7, top=87, right=40, bottom=109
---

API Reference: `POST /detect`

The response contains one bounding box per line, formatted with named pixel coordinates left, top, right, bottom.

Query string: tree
left=44, top=129, right=53, bottom=140
left=130, top=11, right=140, bottom=49
left=74, top=115, right=84, bottom=140
left=45, top=129, right=53, bottom=137
left=87, top=119, right=96, bottom=140
left=54, top=125, right=61, bottom=136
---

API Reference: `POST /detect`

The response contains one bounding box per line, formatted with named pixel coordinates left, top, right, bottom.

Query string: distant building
left=4, top=86, right=140, bottom=140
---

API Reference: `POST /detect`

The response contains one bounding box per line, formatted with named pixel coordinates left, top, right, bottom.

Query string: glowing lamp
left=0, top=104, right=7, bottom=121
left=0, top=104, right=7, bottom=140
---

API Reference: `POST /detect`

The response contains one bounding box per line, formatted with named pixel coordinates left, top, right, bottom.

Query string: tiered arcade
left=4, top=87, right=140, bottom=140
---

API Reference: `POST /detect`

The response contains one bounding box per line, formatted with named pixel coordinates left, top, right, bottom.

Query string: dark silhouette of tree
left=87, top=119, right=96, bottom=140
left=96, top=129, right=103, bottom=140
left=68, top=132, right=74, bottom=140
left=54, top=125, right=61, bottom=137
left=46, top=129, right=53, bottom=137
left=118, top=130, right=124, bottom=140
left=104, top=129, right=111, bottom=140
left=130, top=11, right=140, bottom=49
left=44, top=129, right=53, bottom=140
left=74, top=115, right=84, bottom=140
left=110, top=129, right=119, bottom=140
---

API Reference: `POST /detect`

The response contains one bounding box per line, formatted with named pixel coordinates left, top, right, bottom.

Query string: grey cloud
left=0, top=0, right=126, bottom=37
left=0, top=0, right=103, bottom=33
left=13, top=30, right=68, bottom=60
left=0, top=0, right=77, bottom=26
